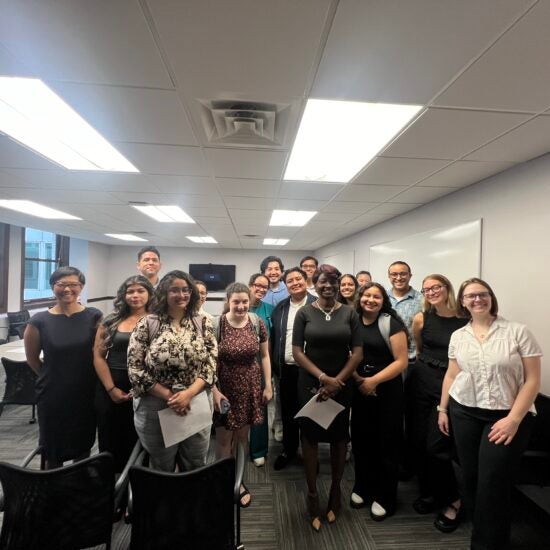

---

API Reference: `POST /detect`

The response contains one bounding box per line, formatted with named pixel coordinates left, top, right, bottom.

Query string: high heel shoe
left=326, top=485, right=341, bottom=524
left=307, top=492, right=322, bottom=532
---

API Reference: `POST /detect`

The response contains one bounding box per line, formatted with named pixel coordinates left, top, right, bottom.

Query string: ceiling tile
left=0, top=169, right=92, bottom=189
left=279, top=182, right=344, bottom=200
left=321, top=201, right=380, bottom=214
left=223, top=196, right=277, bottom=210
left=3, top=187, right=122, bottom=205
left=146, top=175, right=217, bottom=195
left=216, top=178, right=279, bottom=198
left=434, top=1, right=550, bottom=112
left=275, top=198, right=328, bottom=211
left=389, top=186, right=459, bottom=204
left=205, top=149, right=287, bottom=179
left=368, top=203, right=421, bottom=216
left=420, top=160, right=515, bottom=187
left=0, top=137, right=59, bottom=170
left=383, top=108, right=529, bottom=160
left=229, top=209, right=272, bottom=221
left=336, top=185, right=407, bottom=203
left=354, top=157, right=450, bottom=186
left=465, top=116, right=550, bottom=163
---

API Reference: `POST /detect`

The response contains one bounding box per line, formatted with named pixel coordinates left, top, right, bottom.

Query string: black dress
left=95, top=330, right=138, bottom=472
left=292, top=304, right=362, bottom=443
left=29, top=307, right=102, bottom=463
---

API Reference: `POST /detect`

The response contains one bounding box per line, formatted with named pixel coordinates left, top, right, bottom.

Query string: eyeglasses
left=252, top=283, right=269, bottom=291
left=301, top=263, right=317, bottom=269
left=389, top=272, right=410, bottom=279
left=462, top=291, right=490, bottom=302
left=54, top=282, right=82, bottom=289
left=421, top=284, right=446, bottom=295
left=168, top=287, right=191, bottom=296
left=198, top=292, right=207, bottom=297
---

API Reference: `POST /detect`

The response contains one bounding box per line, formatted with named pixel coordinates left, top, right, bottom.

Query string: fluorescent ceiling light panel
left=0, top=76, right=139, bottom=172
left=263, top=238, right=289, bottom=246
left=269, top=209, right=317, bottom=227
left=132, top=205, right=195, bottom=223
left=0, top=199, right=81, bottom=220
left=105, top=233, right=148, bottom=242
left=284, top=99, right=422, bottom=183
left=186, top=236, right=217, bottom=244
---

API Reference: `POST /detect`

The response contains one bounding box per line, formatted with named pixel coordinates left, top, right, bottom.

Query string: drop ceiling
left=0, top=0, right=549, bottom=250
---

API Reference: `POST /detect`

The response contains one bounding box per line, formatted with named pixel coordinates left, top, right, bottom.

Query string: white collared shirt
left=448, top=316, right=542, bottom=412
left=284, top=295, right=309, bottom=364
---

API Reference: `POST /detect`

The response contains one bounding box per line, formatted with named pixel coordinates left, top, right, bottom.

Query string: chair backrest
left=0, top=452, right=114, bottom=550
left=7, top=310, right=30, bottom=339
left=1, top=357, right=37, bottom=405
left=129, top=457, right=236, bottom=550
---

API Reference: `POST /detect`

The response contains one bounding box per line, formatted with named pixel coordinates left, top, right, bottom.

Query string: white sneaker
left=253, top=457, right=265, bottom=467
left=370, top=501, right=387, bottom=521
left=350, top=492, right=365, bottom=508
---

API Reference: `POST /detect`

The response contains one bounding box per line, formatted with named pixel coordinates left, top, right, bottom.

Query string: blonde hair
left=421, top=274, right=457, bottom=313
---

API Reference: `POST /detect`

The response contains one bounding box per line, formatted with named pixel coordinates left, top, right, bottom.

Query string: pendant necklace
left=314, top=300, right=337, bottom=321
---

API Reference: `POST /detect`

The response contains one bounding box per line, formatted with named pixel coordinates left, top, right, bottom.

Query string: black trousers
left=450, top=398, right=535, bottom=550
left=279, top=363, right=300, bottom=457
left=351, top=375, right=403, bottom=514
left=409, top=361, right=459, bottom=505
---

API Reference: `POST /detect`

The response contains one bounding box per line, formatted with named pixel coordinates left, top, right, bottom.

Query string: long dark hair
left=101, top=275, right=154, bottom=348
left=356, top=282, right=408, bottom=337
left=152, top=270, right=200, bottom=321
left=337, top=273, right=359, bottom=305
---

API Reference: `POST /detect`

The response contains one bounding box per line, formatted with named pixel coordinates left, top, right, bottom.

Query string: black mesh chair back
left=7, top=310, right=30, bottom=339
left=0, top=452, right=115, bottom=550
left=129, top=456, right=236, bottom=550
left=0, top=357, right=38, bottom=423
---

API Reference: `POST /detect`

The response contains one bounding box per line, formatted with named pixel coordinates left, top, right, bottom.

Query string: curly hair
left=356, top=282, right=409, bottom=338
left=152, top=270, right=200, bottom=321
left=101, top=275, right=154, bottom=348
left=337, top=273, right=359, bottom=305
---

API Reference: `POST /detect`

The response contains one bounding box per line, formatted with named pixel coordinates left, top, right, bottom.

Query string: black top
left=357, top=315, right=404, bottom=375
left=107, top=331, right=131, bottom=370
left=421, top=311, right=468, bottom=363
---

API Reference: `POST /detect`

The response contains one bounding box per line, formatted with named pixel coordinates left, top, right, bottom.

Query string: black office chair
left=7, top=310, right=30, bottom=340
left=128, top=444, right=246, bottom=550
left=0, top=357, right=37, bottom=423
left=0, top=452, right=115, bottom=550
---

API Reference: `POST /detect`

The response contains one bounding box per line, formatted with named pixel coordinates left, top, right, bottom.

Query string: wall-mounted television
left=189, top=264, right=236, bottom=292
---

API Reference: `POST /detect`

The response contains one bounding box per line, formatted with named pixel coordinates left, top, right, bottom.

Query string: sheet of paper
left=158, top=391, right=212, bottom=448
left=294, top=393, right=345, bottom=430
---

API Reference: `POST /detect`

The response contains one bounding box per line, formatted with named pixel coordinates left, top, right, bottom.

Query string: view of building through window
left=24, top=228, right=58, bottom=301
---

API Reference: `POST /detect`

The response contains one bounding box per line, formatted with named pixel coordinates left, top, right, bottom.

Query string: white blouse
left=448, top=316, right=542, bottom=412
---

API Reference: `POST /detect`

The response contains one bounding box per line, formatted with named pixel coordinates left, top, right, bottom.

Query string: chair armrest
left=234, top=442, right=245, bottom=503
left=124, top=448, right=148, bottom=524
left=20, top=446, right=43, bottom=468
left=113, top=440, right=143, bottom=512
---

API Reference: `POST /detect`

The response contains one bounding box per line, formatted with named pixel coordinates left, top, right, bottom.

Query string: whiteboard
left=319, top=249, right=355, bottom=275
left=369, top=219, right=482, bottom=292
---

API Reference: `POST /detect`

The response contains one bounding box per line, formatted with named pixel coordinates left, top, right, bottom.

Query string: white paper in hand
left=158, top=391, right=212, bottom=448
left=294, top=393, right=344, bottom=430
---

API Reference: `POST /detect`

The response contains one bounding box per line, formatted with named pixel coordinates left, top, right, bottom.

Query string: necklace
left=314, top=300, right=337, bottom=321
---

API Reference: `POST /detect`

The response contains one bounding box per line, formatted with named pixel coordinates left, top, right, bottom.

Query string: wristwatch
left=436, top=405, right=448, bottom=413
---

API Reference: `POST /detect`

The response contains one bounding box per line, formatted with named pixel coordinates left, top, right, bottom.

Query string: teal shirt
left=250, top=301, right=274, bottom=337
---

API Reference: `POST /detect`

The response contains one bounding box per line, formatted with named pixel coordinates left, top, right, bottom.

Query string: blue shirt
left=262, top=282, right=289, bottom=308
left=388, top=286, right=423, bottom=359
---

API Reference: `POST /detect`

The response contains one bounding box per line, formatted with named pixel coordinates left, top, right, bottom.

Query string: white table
left=0, top=340, right=28, bottom=362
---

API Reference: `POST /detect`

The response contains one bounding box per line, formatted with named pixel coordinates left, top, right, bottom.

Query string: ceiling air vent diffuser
left=197, top=99, right=290, bottom=147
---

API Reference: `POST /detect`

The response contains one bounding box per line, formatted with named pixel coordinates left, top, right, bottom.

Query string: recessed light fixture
left=186, top=236, right=218, bottom=244
left=0, top=199, right=81, bottom=220
left=269, top=209, right=316, bottom=227
left=263, top=238, right=289, bottom=246
left=132, top=205, right=195, bottom=223
left=105, top=233, right=148, bottom=242
left=284, top=99, right=422, bottom=183
left=0, top=76, right=139, bottom=172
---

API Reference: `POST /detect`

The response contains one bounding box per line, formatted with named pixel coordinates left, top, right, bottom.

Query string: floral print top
left=128, top=313, right=217, bottom=397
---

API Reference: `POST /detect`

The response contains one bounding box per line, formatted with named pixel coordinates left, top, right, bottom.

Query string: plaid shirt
left=388, top=287, right=423, bottom=359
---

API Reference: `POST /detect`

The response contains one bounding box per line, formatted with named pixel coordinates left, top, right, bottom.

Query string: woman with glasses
left=350, top=282, right=408, bottom=521
left=337, top=273, right=359, bottom=307
left=248, top=273, right=274, bottom=467
left=24, top=266, right=102, bottom=469
left=438, top=278, right=541, bottom=550
left=410, top=274, right=467, bottom=532
left=93, top=275, right=154, bottom=472
left=128, top=270, right=217, bottom=471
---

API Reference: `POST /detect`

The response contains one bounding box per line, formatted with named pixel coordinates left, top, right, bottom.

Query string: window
left=22, top=228, right=69, bottom=305
left=0, top=223, right=8, bottom=313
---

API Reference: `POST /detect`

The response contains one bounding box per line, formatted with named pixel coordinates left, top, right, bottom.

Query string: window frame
left=0, top=223, right=9, bottom=313
left=20, top=228, right=70, bottom=309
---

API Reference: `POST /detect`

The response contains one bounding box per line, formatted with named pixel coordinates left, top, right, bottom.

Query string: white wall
left=315, top=153, right=550, bottom=394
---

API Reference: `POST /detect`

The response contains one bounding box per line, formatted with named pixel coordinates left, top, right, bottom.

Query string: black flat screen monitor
left=189, top=264, right=236, bottom=291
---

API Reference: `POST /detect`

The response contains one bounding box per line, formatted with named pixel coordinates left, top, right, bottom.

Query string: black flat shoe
left=412, top=496, right=437, bottom=515
left=434, top=504, right=462, bottom=533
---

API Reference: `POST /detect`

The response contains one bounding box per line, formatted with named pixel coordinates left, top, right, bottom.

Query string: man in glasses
left=300, top=255, right=319, bottom=296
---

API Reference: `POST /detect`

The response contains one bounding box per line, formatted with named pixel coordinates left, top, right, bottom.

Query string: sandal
left=434, top=503, right=463, bottom=533
left=326, top=485, right=341, bottom=524
left=239, top=483, right=251, bottom=508
left=307, top=492, right=322, bottom=532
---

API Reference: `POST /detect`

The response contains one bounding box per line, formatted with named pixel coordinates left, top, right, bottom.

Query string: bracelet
left=319, top=372, right=326, bottom=383
left=106, top=385, right=116, bottom=393
left=436, top=405, right=448, bottom=414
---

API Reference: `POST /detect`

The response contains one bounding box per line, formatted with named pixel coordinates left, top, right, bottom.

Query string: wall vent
left=197, top=99, right=290, bottom=147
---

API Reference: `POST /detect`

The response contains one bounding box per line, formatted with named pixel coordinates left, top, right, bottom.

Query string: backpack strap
left=212, top=315, right=221, bottom=342
left=248, top=312, right=260, bottom=341
left=192, top=315, right=204, bottom=337
left=378, top=313, right=392, bottom=353
left=146, top=314, right=161, bottom=343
